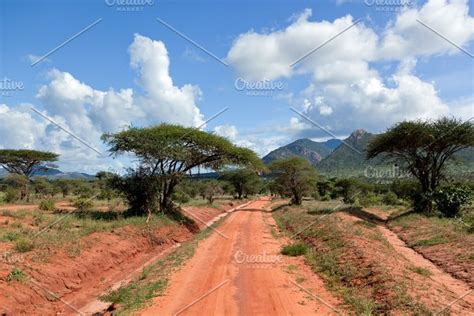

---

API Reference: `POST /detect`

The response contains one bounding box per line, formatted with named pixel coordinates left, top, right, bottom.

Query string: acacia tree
left=102, top=124, right=262, bottom=217
left=269, top=157, right=318, bottom=205
left=220, top=168, right=262, bottom=199
left=367, top=117, right=474, bottom=213
left=201, top=180, right=224, bottom=204
left=0, top=149, right=58, bottom=201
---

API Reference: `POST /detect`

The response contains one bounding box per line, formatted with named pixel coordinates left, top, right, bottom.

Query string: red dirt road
left=138, top=197, right=339, bottom=316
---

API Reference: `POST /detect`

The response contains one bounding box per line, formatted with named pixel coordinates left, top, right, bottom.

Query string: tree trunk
left=160, top=179, right=177, bottom=213
left=145, top=206, right=152, bottom=223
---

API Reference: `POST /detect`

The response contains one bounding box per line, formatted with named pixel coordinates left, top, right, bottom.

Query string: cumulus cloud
left=214, top=124, right=287, bottom=157
left=227, top=0, right=473, bottom=136
left=129, top=34, right=204, bottom=127
left=1, top=34, right=205, bottom=172
left=214, top=125, right=238, bottom=140
left=227, top=9, right=377, bottom=81
left=0, top=104, right=47, bottom=149
left=379, top=0, right=474, bottom=60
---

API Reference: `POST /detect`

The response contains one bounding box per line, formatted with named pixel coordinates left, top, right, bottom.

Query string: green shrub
left=307, top=208, right=333, bottom=215
left=359, top=192, right=381, bottom=207
left=382, top=191, right=399, bottom=205
left=311, top=190, right=321, bottom=201
left=1, top=231, right=20, bottom=241
left=460, top=211, right=474, bottom=233
left=14, top=238, right=34, bottom=253
left=7, top=267, right=27, bottom=282
left=5, top=188, right=20, bottom=203
left=391, top=179, right=420, bottom=200
left=73, top=197, right=94, bottom=211
left=434, top=185, right=471, bottom=218
left=281, top=243, right=308, bottom=256
left=39, top=199, right=56, bottom=212
left=172, top=191, right=190, bottom=204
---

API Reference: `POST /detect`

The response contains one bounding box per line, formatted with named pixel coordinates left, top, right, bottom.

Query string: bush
left=391, top=179, right=420, bottom=200
left=359, top=192, right=382, bottom=207
left=73, top=197, right=94, bottom=211
left=5, top=188, right=20, bottom=203
left=14, top=239, right=34, bottom=253
left=7, top=268, right=27, bottom=282
left=382, top=191, right=399, bottom=205
left=434, top=185, right=471, bottom=218
left=460, top=211, right=474, bottom=233
left=107, top=170, right=161, bottom=215
left=172, top=191, right=190, bottom=204
left=281, top=243, right=308, bottom=256
left=39, top=199, right=56, bottom=212
left=335, top=179, right=360, bottom=204
left=311, top=190, right=321, bottom=201
left=1, top=231, right=20, bottom=241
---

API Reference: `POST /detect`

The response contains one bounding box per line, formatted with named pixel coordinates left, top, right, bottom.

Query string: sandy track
left=139, top=197, right=339, bottom=316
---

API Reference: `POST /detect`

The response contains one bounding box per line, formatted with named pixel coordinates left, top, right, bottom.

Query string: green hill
left=263, top=129, right=474, bottom=179
left=262, top=138, right=341, bottom=165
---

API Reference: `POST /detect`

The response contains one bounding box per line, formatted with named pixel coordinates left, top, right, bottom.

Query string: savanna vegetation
left=1, top=117, right=473, bottom=314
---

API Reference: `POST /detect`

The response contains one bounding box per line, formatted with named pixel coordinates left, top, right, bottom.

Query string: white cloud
left=0, top=104, right=47, bottom=150
left=227, top=9, right=378, bottom=81
left=227, top=0, right=473, bottom=136
left=1, top=34, right=205, bottom=173
left=183, top=47, right=207, bottom=63
left=379, top=0, right=474, bottom=60
left=129, top=34, right=204, bottom=127
left=214, top=124, right=288, bottom=157
left=214, top=125, right=238, bottom=140
left=25, top=54, right=51, bottom=64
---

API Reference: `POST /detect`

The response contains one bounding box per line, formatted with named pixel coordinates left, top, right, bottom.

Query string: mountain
left=316, top=129, right=382, bottom=176
left=0, top=167, right=95, bottom=180
left=262, top=138, right=342, bottom=165
left=316, top=129, right=380, bottom=176
left=261, top=130, right=376, bottom=176
left=263, top=129, right=474, bottom=178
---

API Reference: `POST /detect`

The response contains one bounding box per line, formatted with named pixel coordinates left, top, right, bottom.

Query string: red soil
left=0, top=200, right=249, bottom=315
left=138, top=197, right=340, bottom=316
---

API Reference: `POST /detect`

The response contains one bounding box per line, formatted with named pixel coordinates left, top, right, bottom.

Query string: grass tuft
left=7, top=267, right=27, bottom=282
left=281, top=243, right=308, bottom=256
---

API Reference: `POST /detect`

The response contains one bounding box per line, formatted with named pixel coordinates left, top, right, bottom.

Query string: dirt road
left=138, top=197, right=339, bottom=316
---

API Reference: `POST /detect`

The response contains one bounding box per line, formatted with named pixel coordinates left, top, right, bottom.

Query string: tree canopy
left=220, top=168, right=262, bottom=199
left=102, top=124, right=263, bottom=214
left=0, top=149, right=58, bottom=178
left=0, top=149, right=58, bottom=202
left=367, top=117, right=474, bottom=212
left=269, top=156, right=317, bottom=205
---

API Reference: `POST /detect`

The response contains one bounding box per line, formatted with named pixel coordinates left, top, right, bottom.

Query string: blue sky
left=0, top=0, right=473, bottom=173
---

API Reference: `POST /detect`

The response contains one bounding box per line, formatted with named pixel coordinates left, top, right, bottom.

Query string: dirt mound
left=0, top=224, right=192, bottom=315
left=337, top=212, right=474, bottom=314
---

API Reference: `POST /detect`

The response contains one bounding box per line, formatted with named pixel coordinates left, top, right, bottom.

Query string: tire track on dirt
left=138, top=197, right=339, bottom=316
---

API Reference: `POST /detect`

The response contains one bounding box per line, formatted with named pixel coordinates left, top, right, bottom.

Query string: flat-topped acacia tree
left=102, top=124, right=263, bottom=217
left=0, top=149, right=59, bottom=201
left=367, top=117, right=474, bottom=213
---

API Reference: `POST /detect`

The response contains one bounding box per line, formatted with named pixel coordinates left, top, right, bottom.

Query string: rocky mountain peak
left=349, top=129, right=368, bottom=140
